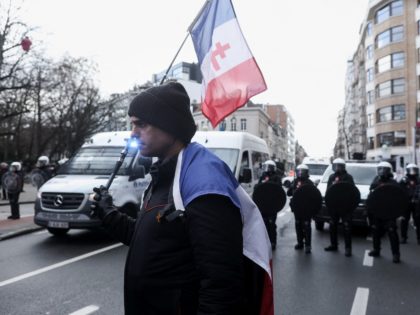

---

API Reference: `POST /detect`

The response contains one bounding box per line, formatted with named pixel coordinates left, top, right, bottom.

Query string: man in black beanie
left=91, top=82, right=255, bottom=315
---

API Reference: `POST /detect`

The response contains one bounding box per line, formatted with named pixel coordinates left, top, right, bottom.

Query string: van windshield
left=306, top=164, right=329, bottom=175
left=207, top=148, right=239, bottom=173
left=57, top=146, right=137, bottom=175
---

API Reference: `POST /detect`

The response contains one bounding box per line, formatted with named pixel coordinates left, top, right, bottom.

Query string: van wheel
left=315, top=221, right=325, bottom=231
left=121, top=204, right=138, bottom=219
left=47, top=228, right=69, bottom=236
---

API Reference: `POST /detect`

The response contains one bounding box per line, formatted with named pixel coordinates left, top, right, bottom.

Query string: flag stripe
left=191, top=0, right=236, bottom=63
left=202, top=58, right=267, bottom=126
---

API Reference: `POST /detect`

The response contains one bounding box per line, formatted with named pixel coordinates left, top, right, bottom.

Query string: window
left=377, top=130, right=406, bottom=146
left=375, top=78, right=405, bottom=98
left=375, top=0, right=403, bottom=24
left=368, top=113, right=374, bottom=127
left=219, top=119, right=226, bottom=131
left=367, top=90, right=375, bottom=105
left=366, top=68, right=374, bottom=82
left=377, top=106, right=392, bottom=122
left=366, top=45, right=373, bottom=59
left=376, top=52, right=404, bottom=73
left=366, top=22, right=372, bottom=36
left=368, top=137, right=374, bottom=149
left=375, top=26, right=404, bottom=49
left=240, top=118, right=247, bottom=131
left=230, top=117, right=237, bottom=131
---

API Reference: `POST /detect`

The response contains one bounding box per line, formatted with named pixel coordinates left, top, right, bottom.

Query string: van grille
left=41, top=192, right=85, bottom=210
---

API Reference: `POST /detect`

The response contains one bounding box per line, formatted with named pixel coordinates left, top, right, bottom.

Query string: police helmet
left=296, top=164, right=309, bottom=179
left=10, top=161, right=22, bottom=172
left=263, top=160, right=276, bottom=173
left=0, top=162, right=8, bottom=169
left=406, top=163, right=419, bottom=176
left=377, top=161, right=392, bottom=178
left=37, top=156, right=49, bottom=167
left=332, top=158, right=346, bottom=172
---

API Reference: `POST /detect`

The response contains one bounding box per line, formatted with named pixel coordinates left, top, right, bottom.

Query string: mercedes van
left=191, top=131, right=270, bottom=194
left=34, top=131, right=152, bottom=236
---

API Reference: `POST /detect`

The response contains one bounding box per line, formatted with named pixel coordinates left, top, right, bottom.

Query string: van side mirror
left=129, top=164, right=145, bottom=181
left=239, top=167, right=252, bottom=183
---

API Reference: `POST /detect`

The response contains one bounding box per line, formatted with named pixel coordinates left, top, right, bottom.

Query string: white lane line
left=0, top=243, right=123, bottom=288
left=366, top=236, right=372, bottom=241
left=33, top=230, right=48, bottom=235
left=350, top=287, right=369, bottom=315
left=69, top=305, right=99, bottom=315
left=363, top=250, right=374, bottom=267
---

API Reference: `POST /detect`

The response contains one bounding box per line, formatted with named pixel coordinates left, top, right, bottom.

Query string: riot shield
left=252, top=182, right=286, bottom=217
left=325, top=182, right=360, bottom=216
left=290, top=184, right=322, bottom=220
left=367, top=184, right=407, bottom=220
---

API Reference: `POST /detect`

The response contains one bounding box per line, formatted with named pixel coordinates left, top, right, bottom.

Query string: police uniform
left=399, top=175, right=420, bottom=243
left=369, top=175, right=401, bottom=262
left=287, top=177, right=314, bottom=253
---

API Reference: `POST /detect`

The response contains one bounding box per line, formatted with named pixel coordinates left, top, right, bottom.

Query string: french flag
left=173, top=143, right=274, bottom=315
left=190, top=0, right=267, bottom=127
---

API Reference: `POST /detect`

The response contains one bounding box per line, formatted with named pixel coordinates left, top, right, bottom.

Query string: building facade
left=339, top=0, right=420, bottom=165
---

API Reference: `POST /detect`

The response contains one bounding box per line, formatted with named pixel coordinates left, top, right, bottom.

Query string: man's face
left=130, top=116, right=175, bottom=158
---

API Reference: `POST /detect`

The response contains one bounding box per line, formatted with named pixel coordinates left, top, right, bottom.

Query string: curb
left=0, top=226, right=44, bottom=241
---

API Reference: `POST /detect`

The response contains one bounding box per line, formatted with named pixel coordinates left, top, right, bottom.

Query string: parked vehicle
left=282, top=157, right=330, bottom=188
left=34, top=131, right=152, bottom=236
left=191, top=131, right=270, bottom=195
left=314, top=161, right=379, bottom=230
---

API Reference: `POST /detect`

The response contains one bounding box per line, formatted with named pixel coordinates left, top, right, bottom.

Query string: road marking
left=33, top=230, right=48, bottom=235
left=350, top=287, right=369, bottom=315
left=0, top=243, right=123, bottom=288
left=69, top=305, right=99, bottom=315
left=363, top=250, right=373, bottom=267
left=366, top=236, right=372, bottom=241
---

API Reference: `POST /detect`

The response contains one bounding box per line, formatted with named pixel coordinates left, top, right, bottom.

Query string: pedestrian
left=368, top=161, right=401, bottom=263
left=0, top=162, right=8, bottom=200
left=2, top=162, right=23, bottom=219
left=255, top=159, right=284, bottom=250
left=399, top=163, right=420, bottom=244
left=324, top=158, right=355, bottom=257
left=31, top=156, right=53, bottom=189
left=287, top=164, right=314, bottom=254
left=91, top=82, right=273, bottom=315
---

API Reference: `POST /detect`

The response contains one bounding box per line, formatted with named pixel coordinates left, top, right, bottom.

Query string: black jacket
left=327, top=171, right=354, bottom=188
left=370, top=175, right=398, bottom=191
left=286, top=177, right=313, bottom=197
left=399, top=175, right=419, bottom=201
left=102, top=155, right=245, bottom=314
left=258, top=171, right=282, bottom=185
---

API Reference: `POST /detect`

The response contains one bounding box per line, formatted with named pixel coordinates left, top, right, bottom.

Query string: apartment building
left=338, top=0, right=420, bottom=165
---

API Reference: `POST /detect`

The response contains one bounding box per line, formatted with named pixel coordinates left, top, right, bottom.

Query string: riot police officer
left=399, top=163, right=420, bottom=244
left=368, top=161, right=401, bottom=263
left=287, top=164, right=314, bottom=253
left=258, top=160, right=282, bottom=185
left=324, top=158, right=355, bottom=257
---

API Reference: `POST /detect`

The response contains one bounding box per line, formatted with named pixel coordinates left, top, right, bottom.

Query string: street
left=1, top=204, right=420, bottom=315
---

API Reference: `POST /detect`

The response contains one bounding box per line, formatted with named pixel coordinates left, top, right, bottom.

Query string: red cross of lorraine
left=211, top=42, right=231, bottom=71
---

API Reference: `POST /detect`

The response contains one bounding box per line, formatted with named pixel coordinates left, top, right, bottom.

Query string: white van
left=34, top=131, right=152, bottom=236
left=191, top=131, right=270, bottom=194
left=301, top=157, right=330, bottom=185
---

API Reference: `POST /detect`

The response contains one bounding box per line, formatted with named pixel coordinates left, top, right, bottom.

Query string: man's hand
left=90, top=185, right=115, bottom=220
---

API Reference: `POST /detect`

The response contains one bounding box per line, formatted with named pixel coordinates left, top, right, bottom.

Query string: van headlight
left=37, top=191, right=42, bottom=199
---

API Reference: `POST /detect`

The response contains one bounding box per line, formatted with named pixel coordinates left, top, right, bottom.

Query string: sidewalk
left=0, top=185, right=43, bottom=241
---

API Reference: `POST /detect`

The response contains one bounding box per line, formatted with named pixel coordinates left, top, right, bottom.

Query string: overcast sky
left=21, top=0, right=369, bottom=157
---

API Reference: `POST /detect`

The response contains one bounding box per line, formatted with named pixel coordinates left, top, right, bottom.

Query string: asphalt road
left=1, top=203, right=420, bottom=315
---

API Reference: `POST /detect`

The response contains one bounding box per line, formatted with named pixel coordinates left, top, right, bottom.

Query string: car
left=314, top=161, right=379, bottom=231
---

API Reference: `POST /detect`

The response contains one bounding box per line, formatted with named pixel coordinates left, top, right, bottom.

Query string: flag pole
left=160, top=0, right=211, bottom=85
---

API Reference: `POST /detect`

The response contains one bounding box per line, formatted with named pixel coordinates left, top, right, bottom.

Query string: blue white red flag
left=190, top=0, right=267, bottom=127
left=173, top=142, right=274, bottom=315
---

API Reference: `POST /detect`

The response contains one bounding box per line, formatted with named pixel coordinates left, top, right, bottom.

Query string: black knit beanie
left=128, top=82, right=197, bottom=144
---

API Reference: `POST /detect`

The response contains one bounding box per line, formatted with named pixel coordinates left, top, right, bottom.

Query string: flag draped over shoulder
left=190, top=0, right=267, bottom=127
left=172, top=143, right=274, bottom=315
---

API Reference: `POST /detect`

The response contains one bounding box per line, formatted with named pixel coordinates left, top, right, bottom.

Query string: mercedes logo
left=54, top=195, right=64, bottom=207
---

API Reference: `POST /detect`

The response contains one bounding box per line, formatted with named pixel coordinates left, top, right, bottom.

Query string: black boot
left=400, top=217, right=408, bottom=244
left=368, top=249, right=380, bottom=257
left=345, top=247, right=352, bottom=257
left=343, top=220, right=352, bottom=257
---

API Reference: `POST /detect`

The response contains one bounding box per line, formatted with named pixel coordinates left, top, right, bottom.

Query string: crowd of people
left=265, top=158, right=420, bottom=264
left=0, top=156, right=56, bottom=219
